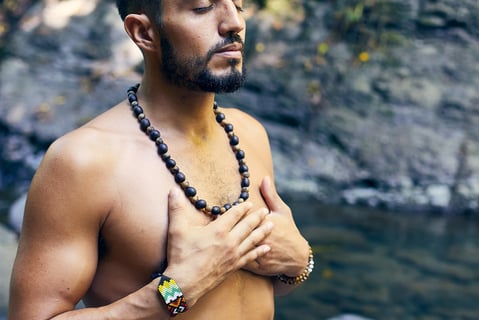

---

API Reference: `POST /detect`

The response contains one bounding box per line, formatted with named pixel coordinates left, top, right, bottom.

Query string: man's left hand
left=243, top=176, right=310, bottom=278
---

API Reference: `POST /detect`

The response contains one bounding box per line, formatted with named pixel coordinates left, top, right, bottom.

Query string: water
left=1, top=198, right=478, bottom=319
left=275, top=202, right=479, bottom=320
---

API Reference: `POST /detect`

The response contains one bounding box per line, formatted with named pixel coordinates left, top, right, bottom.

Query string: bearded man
left=9, top=1, right=313, bottom=319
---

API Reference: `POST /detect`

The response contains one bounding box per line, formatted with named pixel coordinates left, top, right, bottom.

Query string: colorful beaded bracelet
left=277, top=246, right=315, bottom=285
left=151, top=273, right=188, bottom=317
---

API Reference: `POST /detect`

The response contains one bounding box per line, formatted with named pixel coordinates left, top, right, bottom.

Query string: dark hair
left=116, top=0, right=162, bottom=22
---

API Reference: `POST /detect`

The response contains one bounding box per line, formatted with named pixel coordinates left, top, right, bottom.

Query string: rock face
left=0, top=225, right=17, bottom=315
left=1, top=0, right=479, bottom=214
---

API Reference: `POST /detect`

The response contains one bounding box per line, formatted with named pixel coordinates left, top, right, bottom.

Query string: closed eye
left=193, top=4, right=215, bottom=13
left=234, top=0, right=244, bottom=12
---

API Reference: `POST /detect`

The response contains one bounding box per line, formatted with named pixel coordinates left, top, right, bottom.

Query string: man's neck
left=135, top=77, right=219, bottom=141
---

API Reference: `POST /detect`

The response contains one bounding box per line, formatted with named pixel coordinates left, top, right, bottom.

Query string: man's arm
left=8, top=136, right=273, bottom=320
left=234, top=112, right=313, bottom=295
left=257, top=176, right=313, bottom=296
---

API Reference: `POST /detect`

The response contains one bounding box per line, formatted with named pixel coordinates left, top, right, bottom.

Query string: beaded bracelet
left=277, top=246, right=315, bottom=285
left=151, top=273, right=188, bottom=317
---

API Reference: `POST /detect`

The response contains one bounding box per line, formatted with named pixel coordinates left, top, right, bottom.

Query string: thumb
left=260, top=176, right=284, bottom=212
left=167, top=187, right=189, bottom=233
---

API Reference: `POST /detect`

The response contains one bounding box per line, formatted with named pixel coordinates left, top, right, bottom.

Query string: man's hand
left=162, top=187, right=274, bottom=307
left=244, top=176, right=310, bottom=278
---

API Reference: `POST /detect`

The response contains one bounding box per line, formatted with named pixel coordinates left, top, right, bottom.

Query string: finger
left=237, top=221, right=273, bottom=256
left=237, top=245, right=271, bottom=269
left=212, top=201, right=253, bottom=230
left=229, top=207, right=269, bottom=241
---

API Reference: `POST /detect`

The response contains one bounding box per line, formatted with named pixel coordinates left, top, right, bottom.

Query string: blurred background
left=1, top=0, right=478, bottom=319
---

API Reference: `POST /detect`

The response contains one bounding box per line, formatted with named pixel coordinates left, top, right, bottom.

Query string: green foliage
left=325, top=0, right=412, bottom=53
left=250, top=0, right=411, bottom=54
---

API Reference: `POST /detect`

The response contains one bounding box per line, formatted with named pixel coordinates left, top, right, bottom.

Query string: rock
left=0, top=225, right=18, bottom=315
left=0, top=0, right=142, bottom=142
left=8, top=194, right=27, bottom=234
left=1, top=0, right=479, bottom=214
left=426, top=185, right=451, bottom=208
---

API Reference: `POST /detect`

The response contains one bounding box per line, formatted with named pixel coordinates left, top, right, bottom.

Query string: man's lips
left=215, top=42, right=243, bottom=54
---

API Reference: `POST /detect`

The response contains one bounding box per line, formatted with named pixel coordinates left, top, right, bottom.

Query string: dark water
left=275, top=202, right=479, bottom=320
left=1, top=198, right=479, bottom=319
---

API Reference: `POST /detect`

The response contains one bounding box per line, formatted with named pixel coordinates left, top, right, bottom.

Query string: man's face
left=157, top=0, right=247, bottom=93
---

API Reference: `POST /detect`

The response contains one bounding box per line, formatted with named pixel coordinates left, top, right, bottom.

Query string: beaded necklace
left=127, top=84, right=250, bottom=216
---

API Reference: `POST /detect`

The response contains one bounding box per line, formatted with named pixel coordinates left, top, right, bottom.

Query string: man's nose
left=218, top=1, right=245, bottom=36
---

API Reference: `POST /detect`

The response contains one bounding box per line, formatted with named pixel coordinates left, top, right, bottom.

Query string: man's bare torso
left=78, top=102, right=275, bottom=319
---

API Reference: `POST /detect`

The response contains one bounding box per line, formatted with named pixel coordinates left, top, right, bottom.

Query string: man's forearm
left=48, top=281, right=170, bottom=320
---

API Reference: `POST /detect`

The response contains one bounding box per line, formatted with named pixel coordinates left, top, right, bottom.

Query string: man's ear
left=124, top=14, right=157, bottom=52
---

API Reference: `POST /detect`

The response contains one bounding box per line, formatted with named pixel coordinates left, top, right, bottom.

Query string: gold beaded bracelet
left=277, top=246, right=315, bottom=285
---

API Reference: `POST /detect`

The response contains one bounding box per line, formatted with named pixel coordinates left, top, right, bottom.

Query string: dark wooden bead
left=165, top=158, right=176, bottom=169
left=195, top=199, right=207, bottom=209
left=128, top=93, right=137, bottom=103
left=140, top=118, right=150, bottom=131
left=239, top=164, right=249, bottom=173
left=133, top=106, right=143, bottom=117
left=175, top=172, right=186, bottom=183
left=236, top=150, right=245, bottom=160
left=149, top=129, right=160, bottom=141
left=128, top=84, right=139, bottom=93
left=215, top=112, right=225, bottom=123
left=211, top=206, right=222, bottom=215
left=224, top=123, right=234, bottom=133
left=229, top=135, right=239, bottom=146
left=241, top=178, right=250, bottom=188
left=240, top=192, right=249, bottom=200
left=157, top=143, right=168, bottom=155
left=185, top=186, right=197, bottom=197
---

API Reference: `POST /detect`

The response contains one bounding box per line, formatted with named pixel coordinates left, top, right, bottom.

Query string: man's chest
left=98, top=136, right=270, bottom=263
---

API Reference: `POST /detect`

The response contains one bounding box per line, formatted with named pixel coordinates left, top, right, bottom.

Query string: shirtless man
left=8, top=0, right=313, bottom=319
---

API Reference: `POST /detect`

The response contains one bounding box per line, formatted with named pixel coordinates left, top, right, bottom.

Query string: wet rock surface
left=0, top=225, right=17, bottom=316
left=1, top=0, right=479, bottom=214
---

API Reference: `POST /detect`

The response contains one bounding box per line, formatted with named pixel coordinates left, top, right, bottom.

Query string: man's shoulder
left=41, top=125, right=120, bottom=178
left=46, top=104, right=131, bottom=164
left=222, top=107, right=265, bottom=131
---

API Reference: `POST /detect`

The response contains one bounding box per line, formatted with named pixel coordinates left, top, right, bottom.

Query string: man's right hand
left=162, top=187, right=273, bottom=307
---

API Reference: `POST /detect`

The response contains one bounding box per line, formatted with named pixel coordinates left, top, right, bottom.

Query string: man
left=8, top=0, right=313, bottom=319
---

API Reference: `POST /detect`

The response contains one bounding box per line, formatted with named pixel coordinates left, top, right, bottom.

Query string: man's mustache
left=206, top=34, right=244, bottom=60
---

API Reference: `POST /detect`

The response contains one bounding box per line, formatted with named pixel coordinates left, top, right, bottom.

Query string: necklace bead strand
left=127, top=84, right=250, bottom=216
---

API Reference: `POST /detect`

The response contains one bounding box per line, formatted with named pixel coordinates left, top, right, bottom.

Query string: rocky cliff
left=1, top=0, right=478, bottom=216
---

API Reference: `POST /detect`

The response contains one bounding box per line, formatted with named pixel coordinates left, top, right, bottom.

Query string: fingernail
left=170, top=187, right=181, bottom=198
left=264, top=245, right=271, bottom=253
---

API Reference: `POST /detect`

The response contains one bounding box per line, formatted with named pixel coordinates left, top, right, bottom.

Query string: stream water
left=275, top=202, right=479, bottom=320
left=1, top=198, right=478, bottom=319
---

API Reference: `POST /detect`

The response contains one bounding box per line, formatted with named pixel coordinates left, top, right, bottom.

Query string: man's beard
left=159, top=33, right=247, bottom=93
